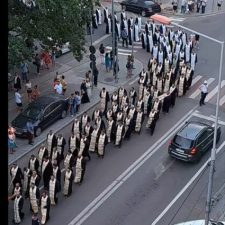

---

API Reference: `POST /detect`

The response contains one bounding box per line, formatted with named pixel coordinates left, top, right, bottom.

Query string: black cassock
left=146, top=35, right=150, bottom=52
left=53, top=166, right=61, bottom=192
left=128, top=28, right=133, bottom=45
left=141, top=33, right=146, bottom=49
left=39, top=195, right=50, bottom=224
left=170, top=87, right=178, bottom=107
left=56, top=137, right=66, bottom=161
left=104, top=9, right=108, bottom=23
left=162, top=95, right=171, bottom=113
left=10, top=166, right=24, bottom=188
left=146, top=111, right=157, bottom=136
left=13, top=195, right=24, bottom=224
left=46, top=133, right=57, bottom=158
left=28, top=158, right=39, bottom=173
left=92, top=15, right=98, bottom=29
left=63, top=170, right=74, bottom=197
left=42, top=160, right=53, bottom=190
left=124, top=118, right=134, bottom=140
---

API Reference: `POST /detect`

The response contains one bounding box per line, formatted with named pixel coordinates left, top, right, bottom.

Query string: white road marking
left=92, top=34, right=111, bottom=46
left=151, top=140, right=225, bottom=225
left=129, top=77, right=140, bottom=85
left=189, top=78, right=215, bottom=99
left=118, top=52, right=133, bottom=56
left=192, top=112, right=225, bottom=126
left=219, top=95, right=225, bottom=106
left=118, top=43, right=142, bottom=49
left=67, top=107, right=197, bottom=225
left=105, top=46, right=137, bottom=53
left=191, top=75, right=202, bottom=87
left=169, top=17, right=186, bottom=22
left=205, top=80, right=225, bottom=102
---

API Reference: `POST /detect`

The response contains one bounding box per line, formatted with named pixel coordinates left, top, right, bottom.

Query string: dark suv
left=11, top=94, right=69, bottom=137
left=168, top=121, right=221, bottom=162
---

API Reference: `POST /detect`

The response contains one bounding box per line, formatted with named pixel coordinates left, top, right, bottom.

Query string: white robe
left=134, top=24, right=139, bottom=42
left=97, top=9, right=102, bottom=25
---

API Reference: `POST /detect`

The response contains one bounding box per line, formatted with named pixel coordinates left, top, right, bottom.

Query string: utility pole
left=112, top=0, right=116, bottom=81
left=205, top=41, right=224, bottom=225
left=89, top=10, right=94, bottom=90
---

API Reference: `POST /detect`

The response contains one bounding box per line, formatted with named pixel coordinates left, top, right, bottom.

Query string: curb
left=8, top=57, right=144, bottom=167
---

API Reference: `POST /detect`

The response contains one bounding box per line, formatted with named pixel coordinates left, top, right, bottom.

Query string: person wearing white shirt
left=15, top=89, right=22, bottom=112
left=199, top=80, right=208, bottom=106
left=54, top=81, right=63, bottom=95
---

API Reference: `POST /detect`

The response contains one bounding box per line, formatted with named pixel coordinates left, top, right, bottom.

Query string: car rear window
left=173, top=135, right=193, bottom=149
left=144, top=1, right=154, bottom=5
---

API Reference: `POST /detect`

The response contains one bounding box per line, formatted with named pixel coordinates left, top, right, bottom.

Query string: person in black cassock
left=13, top=193, right=24, bottom=224
left=162, top=91, right=171, bottom=113
left=10, top=164, right=24, bottom=189
left=41, top=157, right=53, bottom=190
left=169, top=84, right=177, bottom=108
left=39, top=191, right=50, bottom=225
left=81, top=80, right=90, bottom=103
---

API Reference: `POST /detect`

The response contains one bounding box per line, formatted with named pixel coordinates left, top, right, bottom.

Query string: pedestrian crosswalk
left=187, top=75, right=225, bottom=107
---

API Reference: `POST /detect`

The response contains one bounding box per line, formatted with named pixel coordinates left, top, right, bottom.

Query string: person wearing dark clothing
left=121, top=28, right=128, bottom=48
left=162, top=92, right=171, bottom=113
left=33, top=54, right=41, bottom=75
left=26, top=120, right=34, bottom=145
left=31, top=213, right=40, bottom=225
left=80, top=80, right=90, bottom=103
left=93, top=67, right=99, bottom=86
left=14, top=73, right=22, bottom=90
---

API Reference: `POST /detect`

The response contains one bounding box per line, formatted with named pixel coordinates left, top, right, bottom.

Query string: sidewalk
left=8, top=53, right=143, bottom=165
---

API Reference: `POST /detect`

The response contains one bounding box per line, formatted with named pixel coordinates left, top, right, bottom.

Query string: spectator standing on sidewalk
left=75, top=91, right=81, bottom=112
left=13, top=72, right=22, bottom=90
left=181, top=0, right=187, bottom=13
left=68, top=93, right=76, bottom=117
left=31, top=85, right=40, bottom=101
left=93, top=67, right=99, bottom=86
left=199, top=80, right=208, bottom=106
left=26, top=119, right=34, bottom=145
left=20, top=60, right=29, bottom=83
left=34, top=54, right=41, bottom=75
left=99, top=43, right=105, bottom=64
left=196, top=0, right=202, bottom=12
left=61, top=75, right=67, bottom=95
left=25, top=79, right=32, bottom=103
left=121, top=28, right=128, bottom=48
left=105, top=53, right=110, bottom=72
left=15, top=89, right=23, bottom=112
left=201, top=0, right=207, bottom=13
left=126, top=59, right=133, bottom=78
left=54, top=80, right=63, bottom=95
left=217, top=0, right=223, bottom=9
left=44, top=51, right=52, bottom=69
left=8, top=128, right=17, bottom=154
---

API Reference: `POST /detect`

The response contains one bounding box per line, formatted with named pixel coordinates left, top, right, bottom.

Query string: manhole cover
left=104, top=77, right=114, bottom=82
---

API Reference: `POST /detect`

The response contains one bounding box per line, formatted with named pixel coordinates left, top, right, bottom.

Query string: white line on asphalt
left=67, top=106, right=198, bottom=225
left=118, top=52, right=133, bottom=56
left=205, top=80, right=225, bottom=102
left=117, top=43, right=142, bottom=49
left=92, top=34, right=111, bottom=46
left=191, top=75, right=202, bottom=87
left=192, top=112, right=225, bottom=126
left=129, top=77, right=140, bottom=85
left=219, top=95, right=225, bottom=106
left=105, top=46, right=137, bottom=53
left=151, top=140, right=225, bottom=225
left=189, top=78, right=215, bottom=99
left=169, top=17, right=186, bottom=22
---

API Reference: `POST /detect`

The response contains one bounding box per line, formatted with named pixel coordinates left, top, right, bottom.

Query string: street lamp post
left=171, top=22, right=224, bottom=225
left=89, top=11, right=94, bottom=90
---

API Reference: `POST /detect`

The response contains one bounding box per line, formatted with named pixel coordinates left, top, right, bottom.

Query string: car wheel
left=141, top=10, right=146, bottom=17
left=35, top=127, right=42, bottom=137
left=61, top=110, right=67, bottom=119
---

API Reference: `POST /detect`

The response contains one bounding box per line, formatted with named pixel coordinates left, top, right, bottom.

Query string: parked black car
left=168, top=121, right=221, bottom=162
left=11, top=94, right=69, bottom=137
left=120, top=0, right=161, bottom=17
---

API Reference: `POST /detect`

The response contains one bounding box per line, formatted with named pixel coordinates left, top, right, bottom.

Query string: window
left=22, top=106, right=41, bottom=119
left=44, top=106, right=51, bottom=117
left=174, top=135, right=193, bottom=149
left=197, top=130, right=208, bottom=144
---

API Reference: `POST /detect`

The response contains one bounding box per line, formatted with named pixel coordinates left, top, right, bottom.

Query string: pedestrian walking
left=20, top=60, right=29, bottom=83
left=217, top=0, right=223, bottom=9
left=105, top=52, right=110, bottom=72
left=126, top=59, right=133, bottom=78
left=201, top=0, right=207, bottom=13
left=172, top=0, right=178, bottom=13
left=25, top=79, right=32, bottom=103
left=26, top=119, right=34, bottom=145
left=39, top=191, right=50, bottom=225
left=93, top=67, right=99, bottom=86
left=75, top=91, right=81, bottom=112
left=31, top=85, right=40, bottom=101
left=121, top=28, right=128, bottom=48
left=196, top=0, right=201, bottom=12
left=13, top=193, right=24, bottom=225
left=15, top=89, right=23, bottom=112
left=99, top=43, right=105, bottom=64
left=181, top=0, right=187, bottom=13
left=14, top=72, right=22, bottom=90
left=33, top=54, right=41, bottom=75
left=199, top=80, right=208, bottom=106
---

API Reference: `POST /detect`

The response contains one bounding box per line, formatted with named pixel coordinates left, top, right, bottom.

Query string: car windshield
left=22, top=106, right=41, bottom=119
left=174, top=135, right=193, bottom=149
left=144, top=1, right=154, bottom=5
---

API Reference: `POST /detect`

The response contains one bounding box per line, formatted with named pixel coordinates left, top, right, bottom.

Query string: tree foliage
left=8, top=0, right=99, bottom=71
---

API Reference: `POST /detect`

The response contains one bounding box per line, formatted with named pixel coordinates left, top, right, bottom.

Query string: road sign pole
left=205, top=41, right=224, bottom=225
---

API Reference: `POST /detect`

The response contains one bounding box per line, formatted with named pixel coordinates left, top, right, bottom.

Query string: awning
left=150, top=14, right=171, bottom=25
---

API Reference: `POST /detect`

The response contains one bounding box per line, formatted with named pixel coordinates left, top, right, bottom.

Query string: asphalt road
left=8, top=10, right=225, bottom=225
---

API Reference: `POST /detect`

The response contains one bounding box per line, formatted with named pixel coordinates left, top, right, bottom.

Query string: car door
left=128, top=0, right=138, bottom=12
left=41, top=105, right=53, bottom=129
left=205, top=127, right=214, bottom=149
left=51, top=101, right=63, bottom=121
left=196, top=130, right=209, bottom=153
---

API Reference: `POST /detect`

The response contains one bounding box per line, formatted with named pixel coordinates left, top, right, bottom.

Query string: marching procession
left=9, top=9, right=200, bottom=225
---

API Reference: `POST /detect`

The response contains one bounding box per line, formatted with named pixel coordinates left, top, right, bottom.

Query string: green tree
left=8, top=0, right=98, bottom=71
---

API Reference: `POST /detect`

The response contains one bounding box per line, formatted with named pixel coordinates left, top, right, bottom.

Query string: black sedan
left=120, top=0, right=161, bottom=17
left=11, top=94, right=69, bottom=137
left=168, top=121, right=221, bottom=163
